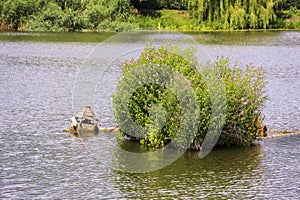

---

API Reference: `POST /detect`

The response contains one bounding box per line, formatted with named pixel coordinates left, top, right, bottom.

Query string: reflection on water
left=114, top=144, right=263, bottom=199
left=0, top=31, right=115, bottom=43
left=0, top=31, right=299, bottom=198
left=114, top=137, right=299, bottom=199
left=189, top=30, right=300, bottom=46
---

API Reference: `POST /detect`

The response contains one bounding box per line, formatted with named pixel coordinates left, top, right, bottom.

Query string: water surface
left=0, top=31, right=299, bottom=198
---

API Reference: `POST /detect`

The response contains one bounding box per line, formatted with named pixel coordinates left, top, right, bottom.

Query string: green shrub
left=97, top=20, right=138, bottom=32
left=215, top=58, right=268, bottom=146
left=26, top=2, right=65, bottom=31
left=1, top=0, right=37, bottom=30
left=112, top=45, right=268, bottom=150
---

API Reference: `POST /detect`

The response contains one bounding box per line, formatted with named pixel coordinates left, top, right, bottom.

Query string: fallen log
left=63, top=126, right=119, bottom=134
left=258, top=129, right=300, bottom=140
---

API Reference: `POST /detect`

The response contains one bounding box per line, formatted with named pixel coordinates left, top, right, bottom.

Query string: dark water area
left=0, top=31, right=116, bottom=43
left=0, top=31, right=299, bottom=198
left=188, top=30, right=300, bottom=46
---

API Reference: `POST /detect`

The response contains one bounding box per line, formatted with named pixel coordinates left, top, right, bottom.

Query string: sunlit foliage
left=113, top=45, right=268, bottom=149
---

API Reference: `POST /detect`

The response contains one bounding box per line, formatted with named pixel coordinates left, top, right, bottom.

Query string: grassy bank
left=136, top=10, right=197, bottom=31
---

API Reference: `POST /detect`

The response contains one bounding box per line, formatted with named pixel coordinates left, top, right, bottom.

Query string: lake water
left=0, top=31, right=299, bottom=199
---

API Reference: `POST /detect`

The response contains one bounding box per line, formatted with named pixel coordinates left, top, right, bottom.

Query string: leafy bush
left=215, top=58, right=268, bottom=146
left=1, top=0, right=135, bottom=31
left=26, top=2, right=65, bottom=31
left=97, top=20, right=138, bottom=32
left=112, top=45, right=268, bottom=150
left=1, top=0, right=37, bottom=30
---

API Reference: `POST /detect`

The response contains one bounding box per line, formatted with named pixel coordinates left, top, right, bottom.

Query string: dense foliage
left=0, top=0, right=298, bottom=31
left=187, top=0, right=299, bottom=29
left=136, top=0, right=300, bottom=30
left=0, top=0, right=136, bottom=31
left=187, top=0, right=280, bottom=29
left=112, top=45, right=268, bottom=149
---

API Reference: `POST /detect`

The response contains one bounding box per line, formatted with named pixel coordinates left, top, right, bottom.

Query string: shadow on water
left=187, top=30, right=300, bottom=46
left=1, top=30, right=299, bottom=46
left=112, top=140, right=264, bottom=199
left=0, top=31, right=116, bottom=43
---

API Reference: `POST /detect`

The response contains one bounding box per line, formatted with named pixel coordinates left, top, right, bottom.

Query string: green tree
left=1, top=0, right=37, bottom=30
left=62, top=8, right=89, bottom=31
left=187, top=0, right=282, bottom=29
left=28, top=2, right=64, bottom=31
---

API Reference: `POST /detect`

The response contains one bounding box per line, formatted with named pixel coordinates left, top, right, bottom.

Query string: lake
left=0, top=31, right=299, bottom=199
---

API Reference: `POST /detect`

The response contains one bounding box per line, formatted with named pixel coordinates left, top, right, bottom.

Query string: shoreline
left=1, top=28, right=300, bottom=33
left=2, top=29, right=299, bottom=43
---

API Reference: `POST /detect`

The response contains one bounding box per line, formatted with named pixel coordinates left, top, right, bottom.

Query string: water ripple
left=0, top=33, right=299, bottom=198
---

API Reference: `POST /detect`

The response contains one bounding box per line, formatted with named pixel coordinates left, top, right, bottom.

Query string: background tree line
left=135, top=0, right=299, bottom=29
left=0, top=0, right=135, bottom=31
left=0, top=0, right=299, bottom=31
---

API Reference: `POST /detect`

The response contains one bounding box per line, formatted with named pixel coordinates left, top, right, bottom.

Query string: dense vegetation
left=0, top=0, right=137, bottom=31
left=136, top=0, right=300, bottom=30
left=112, top=45, right=268, bottom=149
left=0, top=0, right=299, bottom=31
